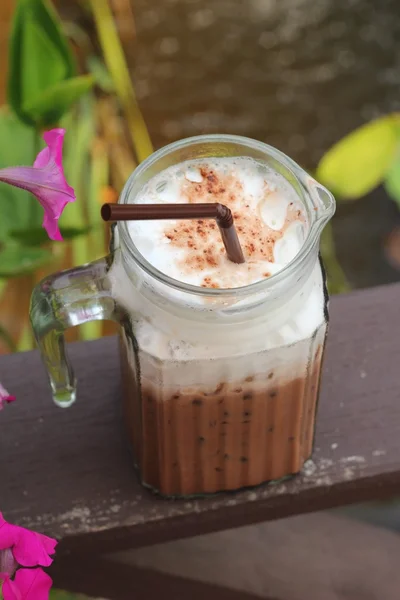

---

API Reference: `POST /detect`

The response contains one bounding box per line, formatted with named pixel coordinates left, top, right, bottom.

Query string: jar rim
left=117, top=134, right=334, bottom=298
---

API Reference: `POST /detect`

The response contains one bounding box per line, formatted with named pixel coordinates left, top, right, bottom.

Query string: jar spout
left=305, top=175, right=336, bottom=232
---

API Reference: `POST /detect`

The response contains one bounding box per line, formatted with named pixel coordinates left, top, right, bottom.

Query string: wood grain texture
left=49, top=557, right=265, bottom=600
left=1, top=283, right=400, bottom=556
left=124, top=512, right=400, bottom=600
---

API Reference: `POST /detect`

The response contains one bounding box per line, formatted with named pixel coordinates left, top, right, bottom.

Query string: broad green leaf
left=384, top=149, right=400, bottom=209
left=0, top=244, right=52, bottom=277
left=8, top=0, right=76, bottom=126
left=10, top=225, right=92, bottom=246
left=316, top=114, right=400, bottom=200
left=23, top=75, right=94, bottom=127
left=0, top=109, right=43, bottom=241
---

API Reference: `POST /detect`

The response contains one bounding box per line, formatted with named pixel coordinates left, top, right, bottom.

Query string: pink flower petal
left=11, top=532, right=57, bottom=569
left=0, top=515, right=18, bottom=551
left=0, top=383, right=16, bottom=410
left=0, top=128, right=75, bottom=241
left=0, top=574, right=17, bottom=600
left=2, top=568, right=52, bottom=600
left=1, top=574, right=19, bottom=600
left=0, top=515, right=57, bottom=568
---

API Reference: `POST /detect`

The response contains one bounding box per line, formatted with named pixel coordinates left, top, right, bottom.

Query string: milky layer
left=110, top=250, right=327, bottom=386
left=127, top=157, right=308, bottom=289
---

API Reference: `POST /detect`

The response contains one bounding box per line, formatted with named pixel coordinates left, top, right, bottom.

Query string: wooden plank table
left=1, top=283, right=400, bottom=597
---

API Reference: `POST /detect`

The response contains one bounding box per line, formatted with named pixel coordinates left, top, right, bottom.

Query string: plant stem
left=28, top=130, right=43, bottom=223
left=80, top=137, right=110, bottom=341
left=17, top=318, right=34, bottom=352
left=61, top=99, right=98, bottom=341
left=0, top=322, right=17, bottom=353
left=89, top=137, right=109, bottom=259
left=88, top=0, right=153, bottom=163
left=320, top=222, right=351, bottom=295
left=61, top=97, right=95, bottom=268
left=97, top=97, right=136, bottom=188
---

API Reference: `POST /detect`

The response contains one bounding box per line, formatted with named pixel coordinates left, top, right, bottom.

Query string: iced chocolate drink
left=30, top=135, right=334, bottom=496
left=106, top=136, right=334, bottom=497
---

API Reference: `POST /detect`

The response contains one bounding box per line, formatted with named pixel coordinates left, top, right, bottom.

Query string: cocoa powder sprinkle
left=161, top=162, right=304, bottom=287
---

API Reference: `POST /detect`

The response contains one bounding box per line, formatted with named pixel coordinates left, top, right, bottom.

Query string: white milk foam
left=110, top=157, right=326, bottom=386
left=126, top=157, right=308, bottom=289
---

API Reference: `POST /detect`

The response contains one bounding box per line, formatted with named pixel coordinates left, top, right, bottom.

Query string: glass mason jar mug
left=30, top=135, right=335, bottom=497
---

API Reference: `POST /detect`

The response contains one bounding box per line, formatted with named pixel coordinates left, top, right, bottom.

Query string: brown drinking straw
left=101, top=203, right=246, bottom=264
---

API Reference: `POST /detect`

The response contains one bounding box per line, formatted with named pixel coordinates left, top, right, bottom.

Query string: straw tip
left=101, top=203, right=112, bottom=221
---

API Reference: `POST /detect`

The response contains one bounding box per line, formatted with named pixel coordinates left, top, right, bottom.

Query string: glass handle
left=30, top=253, right=120, bottom=407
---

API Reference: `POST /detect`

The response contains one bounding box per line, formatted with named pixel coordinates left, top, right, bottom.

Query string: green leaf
left=8, top=0, right=76, bottom=126
left=0, top=244, right=52, bottom=277
left=10, top=225, right=92, bottom=246
left=316, top=114, right=400, bottom=200
left=384, top=149, right=400, bottom=209
left=0, top=109, right=43, bottom=241
left=22, top=75, right=94, bottom=127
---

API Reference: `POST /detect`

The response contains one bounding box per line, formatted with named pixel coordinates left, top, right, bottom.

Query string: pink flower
left=0, top=514, right=57, bottom=568
left=0, top=515, right=56, bottom=599
left=0, top=383, right=16, bottom=411
left=1, top=568, right=52, bottom=600
left=0, top=550, right=17, bottom=578
left=0, top=129, right=75, bottom=241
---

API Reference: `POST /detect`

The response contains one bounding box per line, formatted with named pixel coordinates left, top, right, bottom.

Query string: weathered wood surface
left=123, top=512, right=400, bottom=600
left=49, top=557, right=265, bottom=600
left=1, top=283, right=400, bottom=556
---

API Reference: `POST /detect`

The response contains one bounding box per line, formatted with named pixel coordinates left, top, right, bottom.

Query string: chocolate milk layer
left=121, top=330, right=324, bottom=496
